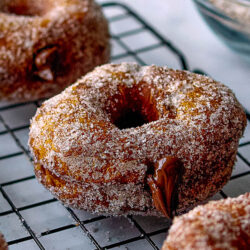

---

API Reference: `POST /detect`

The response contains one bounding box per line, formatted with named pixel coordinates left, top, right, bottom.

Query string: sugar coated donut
left=0, top=0, right=110, bottom=103
left=162, top=193, right=250, bottom=250
left=29, top=63, right=246, bottom=217
left=0, top=233, right=7, bottom=250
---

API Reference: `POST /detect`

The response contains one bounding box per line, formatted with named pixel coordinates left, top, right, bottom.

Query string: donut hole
left=114, top=109, right=148, bottom=130
left=0, top=0, right=51, bottom=16
left=108, top=86, right=159, bottom=130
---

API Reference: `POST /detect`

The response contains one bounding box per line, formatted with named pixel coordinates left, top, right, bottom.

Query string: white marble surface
left=100, top=0, right=250, bottom=112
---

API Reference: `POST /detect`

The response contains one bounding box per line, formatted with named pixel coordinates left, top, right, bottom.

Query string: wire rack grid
left=0, top=2, right=250, bottom=250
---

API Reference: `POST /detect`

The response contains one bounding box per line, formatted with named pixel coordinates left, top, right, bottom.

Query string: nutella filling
left=148, top=157, right=182, bottom=218
left=33, top=45, right=58, bottom=81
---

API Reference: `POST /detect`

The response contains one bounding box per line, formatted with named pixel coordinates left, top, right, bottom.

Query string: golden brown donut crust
left=162, top=193, right=250, bottom=250
left=0, top=233, right=7, bottom=250
left=29, top=63, right=247, bottom=216
left=0, top=0, right=110, bottom=103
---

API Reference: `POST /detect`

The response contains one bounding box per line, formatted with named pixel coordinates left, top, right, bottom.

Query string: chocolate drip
left=148, top=157, right=182, bottom=218
left=33, top=45, right=58, bottom=81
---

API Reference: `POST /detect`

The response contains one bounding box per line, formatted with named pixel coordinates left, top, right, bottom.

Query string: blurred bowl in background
left=193, top=0, right=250, bottom=62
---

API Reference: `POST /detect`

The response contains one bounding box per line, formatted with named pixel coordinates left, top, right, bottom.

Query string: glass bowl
left=193, top=0, right=250, bottom=62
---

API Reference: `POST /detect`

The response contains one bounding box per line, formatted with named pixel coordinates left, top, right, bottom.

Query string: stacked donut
left=29, top=63, right=246, bottom=217
left=0, top=0, right=110, bottom=103
left=0, top=233, right=7, bottom=250
left=162, top=193, right=250, bottom=250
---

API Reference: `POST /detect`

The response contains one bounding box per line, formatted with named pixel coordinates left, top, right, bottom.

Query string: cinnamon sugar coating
left=29, top=63, right=247, bottom=216
left=0, top=0, right=110, bottom=103
left=0, top=233, right=7, bottom=250
left=162, top=193, right=250, bottom=250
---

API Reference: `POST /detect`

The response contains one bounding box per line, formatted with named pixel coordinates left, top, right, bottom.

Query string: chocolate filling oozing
left=32, top=44, right=71, bottom=83
left=33, top=45, right=59, bottom=82
left=148, top=157, right=183, bottom=218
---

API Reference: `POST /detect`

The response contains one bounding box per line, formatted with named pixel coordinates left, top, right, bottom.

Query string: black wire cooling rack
left=0, top=2, right=250, bottom=250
